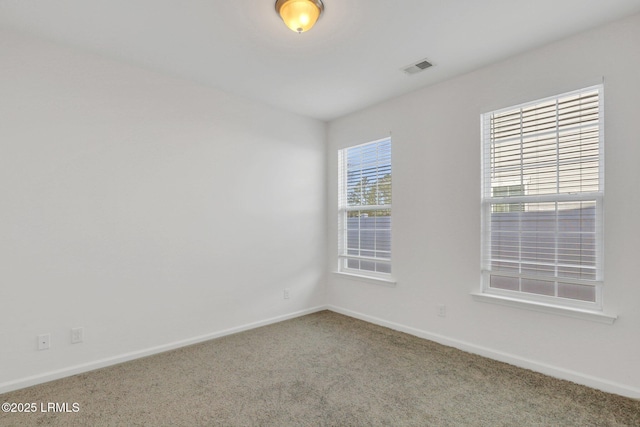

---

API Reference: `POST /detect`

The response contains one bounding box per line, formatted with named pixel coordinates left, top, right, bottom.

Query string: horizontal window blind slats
left=339, top=137, right=392, bottom=276
left=482, top=85, right=603, bottom=307
left=490, top=122, right=599, bottom=144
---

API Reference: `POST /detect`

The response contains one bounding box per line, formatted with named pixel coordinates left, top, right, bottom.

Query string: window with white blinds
left=481, top=86, right=603, bottom=309
left=338, top=138, right=391, bottom=276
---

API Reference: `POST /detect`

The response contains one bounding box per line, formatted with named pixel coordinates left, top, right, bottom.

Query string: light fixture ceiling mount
left=275, top=0, right=324, bottom=34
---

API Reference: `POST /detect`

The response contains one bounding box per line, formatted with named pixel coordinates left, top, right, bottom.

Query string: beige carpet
left=1, top=311, right=638, bottom=426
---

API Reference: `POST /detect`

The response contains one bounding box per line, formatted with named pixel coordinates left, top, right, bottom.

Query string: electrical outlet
left=71, top=327, right=84, bottom=344
left=37, top=333, right=50, bottom=350
left=437, top=305, right=447, bottom=318
left=283, top=288, right=290, bottom=299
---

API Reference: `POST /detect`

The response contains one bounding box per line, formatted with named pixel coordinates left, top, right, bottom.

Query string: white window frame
left=338, top=137, right=392, bottom=280
left=481, top=85, right=604, bottom=311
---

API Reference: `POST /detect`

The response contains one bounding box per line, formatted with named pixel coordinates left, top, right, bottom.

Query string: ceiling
left=2, top=0, right=640, bottom=121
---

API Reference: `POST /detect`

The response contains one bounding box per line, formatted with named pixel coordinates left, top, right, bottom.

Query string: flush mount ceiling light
left=275, top=0, right=324, bottom=33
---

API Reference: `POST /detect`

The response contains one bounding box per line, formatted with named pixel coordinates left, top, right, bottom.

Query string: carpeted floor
left=1, top=310, right=638, bottom=426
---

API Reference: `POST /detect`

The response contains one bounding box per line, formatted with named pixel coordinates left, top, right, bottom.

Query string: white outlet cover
left=71, top=327, right=84, bottom=344
left=37, top=333, right=50, bottom=350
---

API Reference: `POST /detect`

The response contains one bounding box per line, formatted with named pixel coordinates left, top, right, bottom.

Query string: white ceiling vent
left=402, top=59, right=433, bottom=75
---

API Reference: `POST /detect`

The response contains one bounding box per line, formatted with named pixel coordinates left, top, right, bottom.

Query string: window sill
left=471, top=293, right=617, bottom=325
left=333, top=271, right=397, bottom=287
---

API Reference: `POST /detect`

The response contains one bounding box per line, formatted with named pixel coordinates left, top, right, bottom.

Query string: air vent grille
left=402, top=59, right=433, bottom=75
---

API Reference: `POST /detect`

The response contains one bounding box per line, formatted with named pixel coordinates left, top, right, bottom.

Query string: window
left=338, top=137, right=391, bottom=277
left=492, top=184, right=525, bottom=212
left=481, top=86, right=603, bottom=309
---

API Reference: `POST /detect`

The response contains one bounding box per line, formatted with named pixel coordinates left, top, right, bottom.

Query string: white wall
left=327, top=13, right=640, bottom=398
left=0, top=29, right=327, bottom=392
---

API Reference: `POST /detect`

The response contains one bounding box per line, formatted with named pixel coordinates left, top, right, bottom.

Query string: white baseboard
left=327, top=305, right=640, bottom=400
left=4, top=305, right=637, bottom=400
left=0, top=305, right=328, bottom=395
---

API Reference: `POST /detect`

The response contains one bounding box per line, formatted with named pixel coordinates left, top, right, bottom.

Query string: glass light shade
left=276, top=0, right=323, bottom=33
